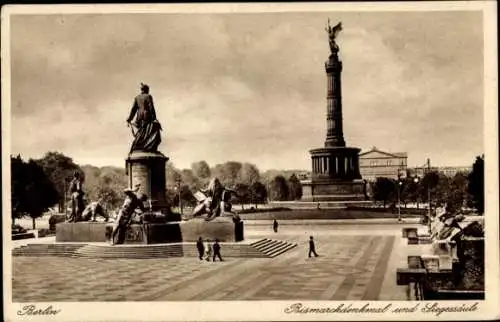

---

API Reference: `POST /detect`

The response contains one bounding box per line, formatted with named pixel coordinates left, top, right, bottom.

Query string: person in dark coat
left=196, top=237, right=205, bottom=260
left=308, top=236, right=319, bottom=258
left=213, top=239, right=223, bottom=262
left=273, top=219, right=279, bottom=233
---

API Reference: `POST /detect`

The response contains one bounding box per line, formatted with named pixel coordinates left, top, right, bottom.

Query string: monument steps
left=266, top=242, right=295, bottom=257
left=250, top=239, right=298, bottom=258
left=254, top=240, right=287, bottom=253
left=12, top=244, right=84, bottom=257
left=12, top=239, right=297, bottom=259
left=250, top=238, right=270, bottom=247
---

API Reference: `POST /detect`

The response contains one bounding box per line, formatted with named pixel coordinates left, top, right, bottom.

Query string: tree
left=180, top=184, right=196, bottom=207
left=82, top=165, right=128, bottom=212
left=11, top=156, right=59, bottom=229
left=234, top=183, right=250, bottom=210
left=36, top=152, right=83, bottom=212
left=237, top=163, right=261, bottom=186
left=467, top=156, right=484, bottom=214
left=400, top=177, right=420, bottom=208
left=444, top=172, right=469, bottom=213
left=420, top=171, right=440, bottom=208
left=269, top=175, right=289, bottom=201
left=191, top=161, right=211, bottom=180
left=248, top=181, right=268, bottom=208
left=372, top=177, right=396, bottom=208
left=95, top=185, right=122, bottom=211
left=180, top=169, right=202, bottom=191
left=11, top=155, right=27, bottom=222
left=211, top=161, right=242, bottom=187
left=287, top=174, right=303, bottom=200
left=166, top=162, right=182, bottom=189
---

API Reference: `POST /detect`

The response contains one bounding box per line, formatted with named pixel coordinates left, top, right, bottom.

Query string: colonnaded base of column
left=300, top=179, right=367, bottom=202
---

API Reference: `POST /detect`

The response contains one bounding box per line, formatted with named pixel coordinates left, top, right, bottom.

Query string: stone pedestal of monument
left=56, top=217, right=244, bottom=244
left=126, top=151, right=169, bottom=213
left=56, top=222, right=109, bottom=242
left=301, top=147, right=366, bottom=202
left=102, top=217, right=243, bottom=244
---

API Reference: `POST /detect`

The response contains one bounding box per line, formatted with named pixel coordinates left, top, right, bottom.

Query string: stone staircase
left=12, top=239, right=297, bottom=259
left=250, top=238, right=297, bottom=258
left=11, top=244, right=84, bottom=257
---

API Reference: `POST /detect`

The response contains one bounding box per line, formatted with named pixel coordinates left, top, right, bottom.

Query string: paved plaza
left=11, top=222, right=414, bottom=302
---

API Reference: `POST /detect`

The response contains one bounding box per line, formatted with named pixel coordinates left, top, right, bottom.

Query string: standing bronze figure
left=68, top=172, right=84, bottom=222
left=127, top=83, right=162, bottom=153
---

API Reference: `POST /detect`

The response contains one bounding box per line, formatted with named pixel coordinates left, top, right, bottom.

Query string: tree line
left=10, top=152, right=306, bottom=228
left=371, top=155, right=484, bottom=214
left=10, top=151, right=484, bottom=230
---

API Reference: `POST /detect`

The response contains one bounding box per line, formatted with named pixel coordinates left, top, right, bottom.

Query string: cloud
left=9, top=11, right=484, bottom=170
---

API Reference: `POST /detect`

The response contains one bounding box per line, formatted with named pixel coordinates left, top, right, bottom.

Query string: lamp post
left=176, top=178, right=183, bottom=216
left=413, top=176, right=420, bottom=209
left=426, top=158, right=432, bottom=226
left=397, top=179, right=403, bottom=222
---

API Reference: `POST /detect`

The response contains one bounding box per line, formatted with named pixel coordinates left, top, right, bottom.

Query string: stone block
left=178, top=217, right=243, bottom=242
left=439, top=255, right=453, bottom=270
left=408, top=236, right=419, bottom=245
left=396, top=268, right=426, bottom=285
left=56, top=222, right=108, bottom=242
left=403, top=228, right=418, bottom=238
left=407, top=255, right=422, bottom=269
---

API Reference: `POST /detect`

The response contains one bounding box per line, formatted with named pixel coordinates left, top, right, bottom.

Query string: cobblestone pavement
left=12, top=225, right=408, bottom=302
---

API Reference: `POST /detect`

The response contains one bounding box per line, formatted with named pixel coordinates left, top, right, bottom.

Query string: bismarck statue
left=127, top=83, right=163, bottom=153
left=125, top=83, right=171, bottom=215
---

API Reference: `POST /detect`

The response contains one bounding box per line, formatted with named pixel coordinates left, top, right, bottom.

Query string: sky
left=9, top=10, right=484, bottom=171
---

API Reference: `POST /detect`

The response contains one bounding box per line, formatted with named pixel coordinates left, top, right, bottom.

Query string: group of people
left=196, top=237, right=223, bottom=262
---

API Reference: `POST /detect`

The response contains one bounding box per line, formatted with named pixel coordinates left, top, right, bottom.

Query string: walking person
left=308, top=236, right=319, bottom=258
left=213, top=239, right=223, bottom=262
left=196, top=237, right=205, bottom=260
left=205, top=239, right=212, bottom=261
left=273, top=219, right=279, bottom=233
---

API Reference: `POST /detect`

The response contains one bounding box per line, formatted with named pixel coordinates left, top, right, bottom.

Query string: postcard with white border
left=2, top=2, right=499, bottom=321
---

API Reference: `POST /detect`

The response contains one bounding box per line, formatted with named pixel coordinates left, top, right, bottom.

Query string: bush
left=38, top=228, right=56, bottom=238
left=11, top=224, right=27, bottom=234
left=49, top=214, right=67, bottom=230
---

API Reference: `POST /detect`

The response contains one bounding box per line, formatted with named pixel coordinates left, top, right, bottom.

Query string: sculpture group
left=65, top=21, right=342, bottom=244
left=66, top=82, right=242, bottom=244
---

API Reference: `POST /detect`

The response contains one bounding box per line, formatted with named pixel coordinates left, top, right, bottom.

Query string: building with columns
left=359, top=147, right=408, bottom=181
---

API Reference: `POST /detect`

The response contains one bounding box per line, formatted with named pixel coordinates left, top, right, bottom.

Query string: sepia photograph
left=2, top=2, right=498, bottom=321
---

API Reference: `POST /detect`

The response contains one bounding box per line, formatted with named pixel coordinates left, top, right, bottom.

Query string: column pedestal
left=302, top=146, right=366, bottom=202
left=126, top=151, right=170, bottom=213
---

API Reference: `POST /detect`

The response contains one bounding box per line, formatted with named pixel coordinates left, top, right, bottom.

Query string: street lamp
left=175, top=178, right=183, bottom=216
left=397, top=179, right=403, bottom=222
left=413, top=176, right=420, bottom=209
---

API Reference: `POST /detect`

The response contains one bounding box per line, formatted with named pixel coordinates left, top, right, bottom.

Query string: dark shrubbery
left=38, top=228, right=56, bottom=238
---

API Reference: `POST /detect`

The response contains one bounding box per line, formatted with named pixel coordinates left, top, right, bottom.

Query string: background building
left=408, top=166, right=472, bottom=178
left=359, top=147, right=407, bottom=181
